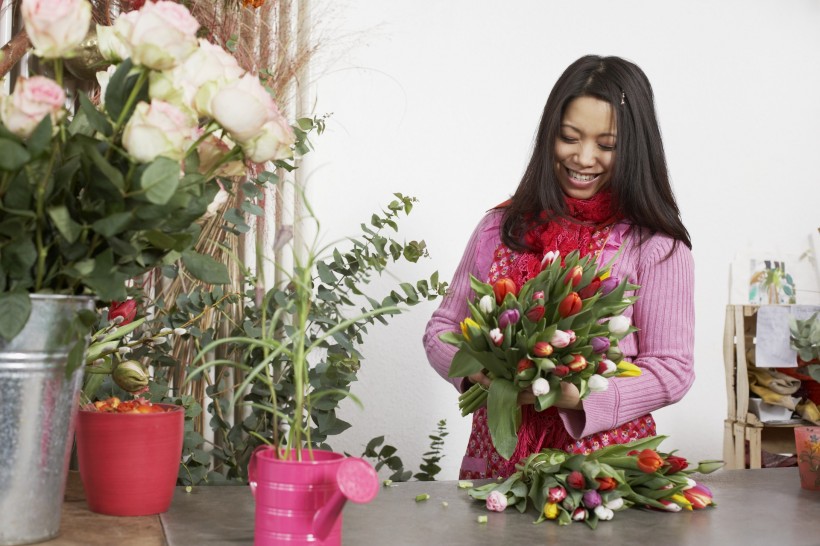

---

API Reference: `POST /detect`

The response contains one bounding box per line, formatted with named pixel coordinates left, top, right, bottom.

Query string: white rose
left=96, top=24, right=130, bottom=62
left=21, top=0, right=92, bottom=59
left=122, top=100, right=196, bottom=163
left=531, top=377, right=550, bottom=397
left=111, top=1, right=200, bottom=70
left=608, top=315, right=631, bottom=336
left=95, top=65, right=118, bottom=107
left=239, top=118, right=295, bottom=163
left=209, top=74, right=282, bottom=142
left=587, top=374, right=609, bottom=392
left=1, top=76, right=65, bottom=138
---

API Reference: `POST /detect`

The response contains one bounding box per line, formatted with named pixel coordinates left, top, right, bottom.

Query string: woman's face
left=553, top=96, right=616, bottom=200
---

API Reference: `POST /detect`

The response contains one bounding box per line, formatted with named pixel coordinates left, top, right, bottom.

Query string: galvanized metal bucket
left=0, top=294, right=95, bottom=546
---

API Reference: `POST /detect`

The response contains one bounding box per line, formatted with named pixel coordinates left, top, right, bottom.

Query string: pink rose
left=122, top=100, right=196, bottom=163
left=22, top=0, right=92, bottom=59
left=0, top=76, right=65, bottom=138
left=485, top=491, right=508, bottom=512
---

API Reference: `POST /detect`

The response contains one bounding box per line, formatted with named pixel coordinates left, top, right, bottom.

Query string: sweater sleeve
left=422, top=212, right=502, bottom=391
left=559, top=234, right=696, bottom=438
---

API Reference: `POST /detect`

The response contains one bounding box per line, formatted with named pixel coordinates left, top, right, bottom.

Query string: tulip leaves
left=487, top=378, right=521, bottom=460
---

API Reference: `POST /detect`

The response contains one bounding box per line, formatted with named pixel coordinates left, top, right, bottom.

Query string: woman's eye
left=559, top=135, right=576, bottom=143
left=599, top=144, right=616, bottom=151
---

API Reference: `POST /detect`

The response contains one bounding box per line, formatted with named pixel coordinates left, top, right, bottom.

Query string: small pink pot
left=795, top=426, right=820, bottom=491
left=75, top=404, right=184, bottom=515
left=249, top=447, right=379, bottom=546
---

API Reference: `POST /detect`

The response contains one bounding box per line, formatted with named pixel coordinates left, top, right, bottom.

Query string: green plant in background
left=181, top=189, right=447, bottom=483
left=361, top=419, right=449, bottom=483
left=790, top=313, right=820, bottom=382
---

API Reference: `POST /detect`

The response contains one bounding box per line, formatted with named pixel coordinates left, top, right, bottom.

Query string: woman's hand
left=467, top=371, right=583, bottom=410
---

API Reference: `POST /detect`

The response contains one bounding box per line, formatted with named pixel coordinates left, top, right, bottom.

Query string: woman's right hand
left=468, top=371, right=583, bottom=410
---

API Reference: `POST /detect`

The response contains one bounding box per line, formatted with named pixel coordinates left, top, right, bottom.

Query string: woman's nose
left=575, top=143, right=596, bottom=167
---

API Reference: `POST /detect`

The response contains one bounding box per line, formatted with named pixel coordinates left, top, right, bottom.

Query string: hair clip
left=620, top=92, right=626, bottom=106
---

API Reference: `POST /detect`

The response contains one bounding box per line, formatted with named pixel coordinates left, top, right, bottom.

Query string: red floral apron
left=459, top=196, right=656, bottom=480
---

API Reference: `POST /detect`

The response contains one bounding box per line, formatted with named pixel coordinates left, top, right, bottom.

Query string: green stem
left=110, top=69, right=149, bottom=146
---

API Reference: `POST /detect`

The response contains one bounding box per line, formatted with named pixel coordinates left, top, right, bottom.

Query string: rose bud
left=606, top=346, right=624, bottom=362
left=489, top=328, right=504, bottom=346
left=595, top=477, right=617, bottom=491
left=582, top=490, right=602, bottom=508
left=591, top=336, right=611, bottom=354
left=597, top=359, right=617, bottom=375
left=588, top=374, right=609, bottom=392
left=548, top=486, right=567, bottom=503
left=664, top=455, right=689, bottom=474
left=479, top=294, right=494, bottom=314
left=531, top=377, right=550, bottom=396
left=558, top=292, right=582, bottom=318
left=563, top=265, right=583, bottom=287
left=540, top=250, right=559, bottom=268
left=526, top=305, right=545, bottom=322
left=571, top=507, right=587, bottom=521
left=550, top=330, right=573, bottom=348
left=498, top=309, right=521, bottom=329
left=543, top=502, right=559, bottom=520
left=485, top=490, right=508, bottom=512
left=112, top=360, right=149, bottom=393
left=532, top=290, right=545, bottom=301
left=567, top=470, right=586, bottom=490
left=594, top=505, right=615, bottom=521
left=108, top=299, right=138, bottom=325
left=566, top=355, right=587, bottom=373
left=636, top=449, right=664, bottom=473
left=608, top=315, right=631, bottom=335
left=493, top=277, right=518, bottom=304
left=532, top=341, right=553, bottom=357
left=553, top=365, right=570, bottom=377
left=599, top=276, right=620, bottom=296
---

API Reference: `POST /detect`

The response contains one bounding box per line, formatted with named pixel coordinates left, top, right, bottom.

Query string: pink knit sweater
left=422, top=209, right=695, bottom=439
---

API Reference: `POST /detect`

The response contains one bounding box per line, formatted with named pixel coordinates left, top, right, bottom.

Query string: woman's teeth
left=568, top=169, right=597, bottom=182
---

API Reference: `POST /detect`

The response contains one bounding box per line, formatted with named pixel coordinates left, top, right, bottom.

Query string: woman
left=423, top=55, right=695, bottom=479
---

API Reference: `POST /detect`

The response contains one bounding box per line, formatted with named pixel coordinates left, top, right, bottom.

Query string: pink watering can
left=249, top=447, right=379, bottom=545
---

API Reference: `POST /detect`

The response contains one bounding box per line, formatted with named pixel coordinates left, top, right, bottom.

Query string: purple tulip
left=498, top=309, right=521, bottom=329
left=582, top=489, right=602, bottom=508
left=600, top=276, right=620, bottom=296
left=591, top=336, right=611, bottom=354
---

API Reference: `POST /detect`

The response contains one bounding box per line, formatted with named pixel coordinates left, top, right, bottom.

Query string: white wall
left=301, top=0, right=820, bottom=479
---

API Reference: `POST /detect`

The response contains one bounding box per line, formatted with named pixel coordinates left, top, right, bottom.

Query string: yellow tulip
left=543, top=502, right=559, bottom=520
left=460, top=318, right=479, bottom=340
left=616, top=361, right=642, bottom=377
left=669, top=493, right=692, bottom=511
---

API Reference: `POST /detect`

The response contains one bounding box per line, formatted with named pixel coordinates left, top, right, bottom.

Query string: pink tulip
left=550, top=330, right=572, bottom=348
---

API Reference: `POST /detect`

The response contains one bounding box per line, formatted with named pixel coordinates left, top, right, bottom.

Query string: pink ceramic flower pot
left=794, top=426, right=820, bottom=491
left=75, top=403, right=184, bottom=515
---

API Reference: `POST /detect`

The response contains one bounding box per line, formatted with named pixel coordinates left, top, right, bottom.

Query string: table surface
left=49, top=468, right=820, bottom=546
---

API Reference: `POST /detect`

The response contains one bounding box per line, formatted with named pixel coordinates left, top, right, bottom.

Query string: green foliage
left=789, top=312, right=820, bottom=362
left=359, top=419, right=449, bottom=483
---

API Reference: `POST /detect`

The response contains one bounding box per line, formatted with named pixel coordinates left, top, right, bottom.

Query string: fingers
left=467, top=371, right=491, bottom=389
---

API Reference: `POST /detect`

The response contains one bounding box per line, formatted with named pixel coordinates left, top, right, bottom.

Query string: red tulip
left=682, top=483, right=713, bottom=509
left=548, top=486, right=567, bottom=503
left=517, top=358, right=535, bottom=373
left=108, top=299, right=137, bottom=325
left=567, top=355, right=587, bottom=373
left=526, top=305, right=545, bottom=322
left=493, top=278, right=517, bottom=304
left=567, top=470, right=586, bottom=490
left=564, top=265, right=583, bottom=287
left=532, top=341, right=553, bottom=357
left=596, top=477, right=617, bottom=491
left=578, top=278, right=601, bottom=299
left=636, top=449, right=664, bottom=473
left=664, top=455, right=689, bottom=474
left=553, top=365, right=570, bottom=377
left=558, top=292, right=582, bottom=318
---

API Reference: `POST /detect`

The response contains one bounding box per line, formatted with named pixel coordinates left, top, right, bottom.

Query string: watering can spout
left=313, top=457, right=379, bottom=541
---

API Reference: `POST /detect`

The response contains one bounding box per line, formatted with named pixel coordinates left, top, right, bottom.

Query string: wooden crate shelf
left=723, top=304, right=803, bottom=469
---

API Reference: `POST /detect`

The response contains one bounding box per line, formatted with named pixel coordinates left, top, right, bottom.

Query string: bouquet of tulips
left=439, top=250, right=641, bottom=459
left=467, top=436, right=724, bottom=529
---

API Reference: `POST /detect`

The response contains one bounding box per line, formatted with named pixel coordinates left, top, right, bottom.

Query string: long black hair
left=501, top=55, right=691, bottom=252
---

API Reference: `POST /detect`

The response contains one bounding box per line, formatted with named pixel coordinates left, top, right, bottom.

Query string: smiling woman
left=423, top=55, right=695, bottom=480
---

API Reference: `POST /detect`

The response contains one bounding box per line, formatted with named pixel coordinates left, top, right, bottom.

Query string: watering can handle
left=247, top=445, right=269, bottom=498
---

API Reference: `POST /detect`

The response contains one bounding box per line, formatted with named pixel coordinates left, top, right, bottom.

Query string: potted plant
left=0, top=0, right=297, bottom=543
left=187, top=189, right=445, bottom=544
left=789, top=312, right=820, bottom=369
